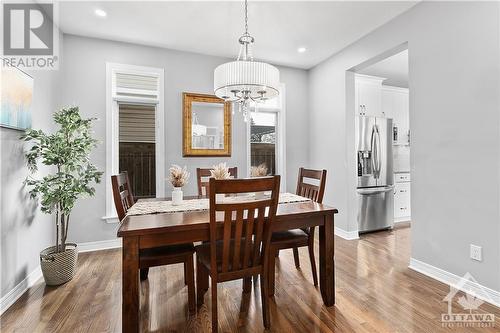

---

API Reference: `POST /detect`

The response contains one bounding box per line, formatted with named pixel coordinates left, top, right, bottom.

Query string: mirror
left=183, top=93, right=231, bottom=157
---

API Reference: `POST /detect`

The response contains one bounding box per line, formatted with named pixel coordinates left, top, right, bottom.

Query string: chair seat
left=271, top=229, right=308, bottom=244
left=140, top=243, right=194, bottom=267
left=195, top=239, right=257, bottom=272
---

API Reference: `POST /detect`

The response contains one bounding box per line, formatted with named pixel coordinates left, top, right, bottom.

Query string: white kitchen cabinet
left=394, top=173, right=411, bottom=222
left=395, top=173, right=411, bottom=182
left=355, top=74, right=385, bottom=117
left=393, top=90, right=409, bottom=144
left=381, top=89, right=394, bottom=119
left=382, top=86, right=409, bottom=145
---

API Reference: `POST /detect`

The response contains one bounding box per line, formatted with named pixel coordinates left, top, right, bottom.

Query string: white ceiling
left=58, top=1, right=417, bottom=69
left=359, top=49, right=408, bottom=87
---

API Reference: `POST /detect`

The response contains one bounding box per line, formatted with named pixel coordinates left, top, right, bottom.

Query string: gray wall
left=309, top=1, right=500, bottom=291
left=1, top=68, right=60, bottom=298
left=59, top=34, right=309, bottom=243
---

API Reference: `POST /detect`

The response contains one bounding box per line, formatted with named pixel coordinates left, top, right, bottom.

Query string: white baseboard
left=394, top=217, right=411, bottom=223
left=77, top=238, right=122, bottom=253
left=101, top=215, right=120, bottom=224
left=334, top=227, right=359, bottom=240
left=409, top=258, right=500, bottom=308
left=0, top=265, right=42, bottom=316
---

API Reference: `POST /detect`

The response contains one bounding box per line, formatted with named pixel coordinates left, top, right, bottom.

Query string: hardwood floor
left=2, top=223, right=499, bottom=332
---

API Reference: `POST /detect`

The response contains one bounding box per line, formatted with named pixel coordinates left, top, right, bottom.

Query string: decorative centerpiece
left=22, top=106, right=102, bottom=286
left=250, top=163, right=268, bottom=177
left=169, top=164, right=189, bottom=205
left=210, top=162, right=231, bottom=201
left=250, top=163, right=269, bottom=199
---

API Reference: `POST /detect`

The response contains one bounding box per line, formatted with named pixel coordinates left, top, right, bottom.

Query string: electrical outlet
left=470, top=244, right=482, bottom=261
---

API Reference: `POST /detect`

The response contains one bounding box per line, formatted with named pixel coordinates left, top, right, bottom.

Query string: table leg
left=122, top=236, right=139, bottom=333
left=196, top=256, right=209, bottom=305
left=319, top=213, right=335, bottom=306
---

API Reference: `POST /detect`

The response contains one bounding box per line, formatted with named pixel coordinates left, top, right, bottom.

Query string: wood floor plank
left=2, top=224, right=499, bottom=332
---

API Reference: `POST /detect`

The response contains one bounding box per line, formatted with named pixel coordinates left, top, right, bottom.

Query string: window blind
left=119, top=104, right=155, bottom=143
left=114, top=72, right=159, bottom=100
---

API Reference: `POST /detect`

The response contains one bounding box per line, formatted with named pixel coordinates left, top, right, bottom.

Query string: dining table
left=117, top=194, right=338, bottom=333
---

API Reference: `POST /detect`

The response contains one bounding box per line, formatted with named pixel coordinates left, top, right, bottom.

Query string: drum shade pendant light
left=214, top=0, right=280, bottom=121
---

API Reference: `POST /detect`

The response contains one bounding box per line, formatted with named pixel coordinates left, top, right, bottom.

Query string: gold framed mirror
left=183, top=93, right=231, bottom=157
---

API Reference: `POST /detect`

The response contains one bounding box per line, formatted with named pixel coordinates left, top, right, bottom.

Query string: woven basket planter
left=40, top=243, right=78, bottom=286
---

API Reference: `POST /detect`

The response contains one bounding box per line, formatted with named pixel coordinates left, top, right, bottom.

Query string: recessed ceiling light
left=95, top=9, right=107, bottom=17
left=297, top=47, right=307, bottom=53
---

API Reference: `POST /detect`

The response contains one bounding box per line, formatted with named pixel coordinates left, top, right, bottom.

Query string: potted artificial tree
left=22, top=106, right=102, bottom=286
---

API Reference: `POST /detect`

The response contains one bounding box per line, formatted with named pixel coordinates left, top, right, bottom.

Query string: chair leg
left=308, top=242, right=318, bottom=287
left=268, top=248, right=276, bottom=296
left=184, top=262, right=188, bottom=285
left=185, top=256, right=196, bottom=314
left=243, top=277, right=252, bottom=293
left=308, top=227, right=318, bottom=286
left=293, top=247, right=300, bottom=268
left=211, top=282, right=218, bottom=333
left=196, top=257, right=209, bottom=305
left=260, top=273, right=271, bottom=329
left=140, top=268, right=149, bottom=280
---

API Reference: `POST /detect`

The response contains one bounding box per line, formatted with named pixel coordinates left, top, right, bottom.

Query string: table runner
left=126, top=192, right=311, bottom=216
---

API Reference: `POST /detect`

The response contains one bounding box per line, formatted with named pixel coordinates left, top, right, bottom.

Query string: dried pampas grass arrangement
left=169, top=164, right=190, bottom=188
left=250, top=163, right=268, bottom=177
left=210, top=162, right=231, bottom=180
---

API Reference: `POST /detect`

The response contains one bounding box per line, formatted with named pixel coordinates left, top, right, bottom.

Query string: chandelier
left=213, top=0, right=280, bottom=121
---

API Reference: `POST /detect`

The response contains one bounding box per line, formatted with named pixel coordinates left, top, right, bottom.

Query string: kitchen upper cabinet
left=382, top=89, right=394, bottom=119
left=355, top=74, right=385, bottom=117
left=382, top=86, right=409, bottom=145
left=393, top=90, right=409, bottom=144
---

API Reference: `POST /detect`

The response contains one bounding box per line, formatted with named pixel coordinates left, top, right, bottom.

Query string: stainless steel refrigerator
left=356, top=116, right=394, bottom=233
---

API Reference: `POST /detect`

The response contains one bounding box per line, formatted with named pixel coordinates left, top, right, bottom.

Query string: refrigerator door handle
left=370, top=125, right=377, bottom=176
left=371, top=125, right=381, bottom=178
left=357, top=186, right=394, bottom=195
left=375, top=125, right=382, bottom=176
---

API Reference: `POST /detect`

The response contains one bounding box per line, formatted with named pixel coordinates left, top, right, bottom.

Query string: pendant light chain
left=240, top=0, right=253, bottom=62
left=244, top=0, right=248, bottom=35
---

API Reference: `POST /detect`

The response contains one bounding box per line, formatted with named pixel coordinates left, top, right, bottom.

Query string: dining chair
left=195, top=176, right=280, bottom=332
left=268, top=168, right=327, bottom=294
left=111, top=172, right=196, bottom=313
left=196, top=167, right=238, bottom=197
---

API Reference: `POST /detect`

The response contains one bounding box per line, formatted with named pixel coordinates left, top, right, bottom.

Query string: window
left=247, top=85, right=286, bottom=189
left=104, top=63, right=164, bottom=222
left=118, top=104, right=156, bottom=199
left=250, top=112, right=277, bottom=174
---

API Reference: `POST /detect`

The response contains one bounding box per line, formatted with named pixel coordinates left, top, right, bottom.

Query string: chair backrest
left=197, top=167, right=238, bottom=197
left=296, top=168, right=327, bottom=203
left=111, top=172, right=135, bottom=221
left=208, top=176, right=280, bottom=279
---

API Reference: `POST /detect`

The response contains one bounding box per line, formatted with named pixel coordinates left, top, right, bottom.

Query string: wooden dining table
left=117, top=197, right=338, bottom=333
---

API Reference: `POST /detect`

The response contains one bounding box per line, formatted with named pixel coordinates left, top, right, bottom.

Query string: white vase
left=172, top=187, right=183, bottom=206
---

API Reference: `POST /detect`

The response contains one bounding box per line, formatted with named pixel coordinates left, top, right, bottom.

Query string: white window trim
left=103, top=62, right=165, bottom=223
left=246, top=84, right=286, bottom=191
